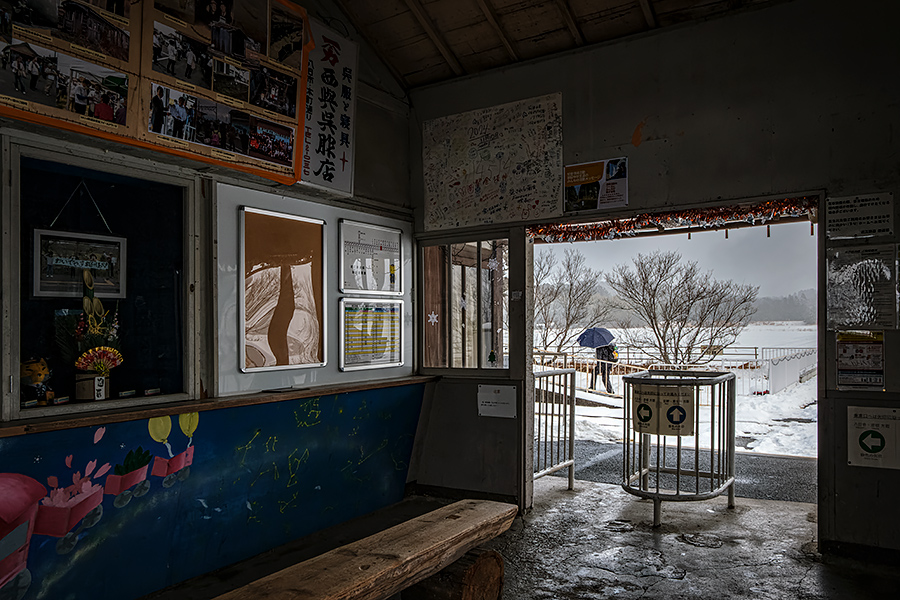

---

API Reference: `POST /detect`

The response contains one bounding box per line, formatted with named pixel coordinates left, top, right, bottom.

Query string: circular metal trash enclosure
left=622, top=370, right=736, bottom=526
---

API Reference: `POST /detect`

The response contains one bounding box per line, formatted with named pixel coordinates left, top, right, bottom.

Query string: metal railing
left=536, top=346, right=816, bottom=398
left=533, top=351, right=571, bottom=369
left=570, top=359, right=645, bottom=394
left=760, top=347, right=817, bottom=361
left=533, top=368, right=576, bottom=489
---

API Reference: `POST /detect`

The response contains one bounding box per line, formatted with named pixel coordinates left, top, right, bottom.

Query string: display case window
left=16, top=158, right=187, bottom=412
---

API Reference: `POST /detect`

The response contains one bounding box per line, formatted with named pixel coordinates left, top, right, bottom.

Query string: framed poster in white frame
left=339, top=220, right=402, bottom=296
left=339, top=298, right=403, bottom=371
left=240, top=207, right=326, bottom=372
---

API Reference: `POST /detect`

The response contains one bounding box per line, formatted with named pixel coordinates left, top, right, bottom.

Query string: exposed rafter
left=553, top=0, right=585, bottom=46
left=475, top=0, right=519, bottom=61
left=403, top=0, right=465, bottom=76
left=331, top=0, right=410, bottom=90
left=638, top=0, right=658, bottom=28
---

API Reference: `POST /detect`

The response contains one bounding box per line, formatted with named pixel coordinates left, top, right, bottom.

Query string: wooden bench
left=212, top=499, right=518, bottom=600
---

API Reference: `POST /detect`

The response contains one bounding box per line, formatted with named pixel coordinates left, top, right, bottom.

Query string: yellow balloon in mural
left=148, top=416, right=172, bottom=443
left=179, top=412, right=200, bottom=437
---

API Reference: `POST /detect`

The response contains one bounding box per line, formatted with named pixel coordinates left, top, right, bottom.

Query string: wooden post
left=403, top=548, right=503, bottom=600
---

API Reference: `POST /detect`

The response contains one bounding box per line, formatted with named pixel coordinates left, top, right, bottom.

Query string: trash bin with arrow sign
left=622, top=369, right=736, bottom=527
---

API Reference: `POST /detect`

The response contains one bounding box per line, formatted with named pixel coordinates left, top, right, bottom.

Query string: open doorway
left=530, top=197, right=819, bottom=503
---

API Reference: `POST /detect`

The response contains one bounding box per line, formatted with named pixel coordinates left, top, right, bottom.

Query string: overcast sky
left=539, top=221, right=818, bottom=298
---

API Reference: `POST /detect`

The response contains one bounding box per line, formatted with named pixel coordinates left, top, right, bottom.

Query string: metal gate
left=533, top=368, right=576, bottom=489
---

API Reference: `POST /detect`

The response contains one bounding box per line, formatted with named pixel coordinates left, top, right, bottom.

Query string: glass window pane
left=19, top=159, right=184, bottom=408
left=480, top=240, right=509, bottom=368
left=451, top=242, right=479, bottom=368
left=422, top=245, right=447, bottom=368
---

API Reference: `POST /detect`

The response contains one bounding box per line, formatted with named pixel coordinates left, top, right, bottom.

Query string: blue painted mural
left=0, top=383, right=424, bottom=600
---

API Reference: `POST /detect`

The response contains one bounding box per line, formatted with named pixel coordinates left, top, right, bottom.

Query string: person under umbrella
left=577, top=327, right=617, bottom=394
left=594, top=342, right=618, bottom=393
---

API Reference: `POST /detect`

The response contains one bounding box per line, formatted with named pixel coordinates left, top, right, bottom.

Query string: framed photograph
left=269, top=0, right=306, bottom=70
left=339, top=220, right=402, bottom=296
left=33, top=229, right=126, bottom=298
left=339, top=298, right=403, bottom=371
left=240, top=207, right=325, bottom=371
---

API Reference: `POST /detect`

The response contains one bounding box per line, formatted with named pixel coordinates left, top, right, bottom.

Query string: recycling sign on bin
left=632, top=384, right=694, bottom=436
left=847, top=406, right=899, bottom=469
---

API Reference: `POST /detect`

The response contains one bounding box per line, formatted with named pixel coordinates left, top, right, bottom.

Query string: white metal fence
left=535, top=346, right=816, bottom=397
left=533, top=368, right=576, bottom=488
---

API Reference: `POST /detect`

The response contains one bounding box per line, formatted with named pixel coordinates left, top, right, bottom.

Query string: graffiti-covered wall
left=0, top=383, right=424, bottom=600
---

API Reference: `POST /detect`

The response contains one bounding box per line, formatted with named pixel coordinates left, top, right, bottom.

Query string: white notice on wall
left=847, top=406, right=900, bottom=469
left=477, top=385, right=517, bottom=418
left=826, top=193, right=893, bottom=239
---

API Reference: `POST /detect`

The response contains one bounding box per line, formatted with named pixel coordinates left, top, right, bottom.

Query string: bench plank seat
left=212, top=499, right=518, bottom=600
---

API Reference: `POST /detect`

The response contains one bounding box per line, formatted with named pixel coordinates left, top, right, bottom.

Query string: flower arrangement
left=55, top=269, right=123, bottom=374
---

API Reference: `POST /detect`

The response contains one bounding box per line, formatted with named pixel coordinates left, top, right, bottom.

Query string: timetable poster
left=340, top=299, right=403, bottom=371
left=339, top=220, right=402, bottom=296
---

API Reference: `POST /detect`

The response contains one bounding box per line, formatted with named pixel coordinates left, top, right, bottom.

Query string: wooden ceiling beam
left=331, top=0, right=410, bottom=90
left=638, top=0, right=658, bottom=28
left=402, top=0, right=466, bottom=76
left=553, top=0, right=586, bottom=46
left=474, top=0, right=519, bottom=61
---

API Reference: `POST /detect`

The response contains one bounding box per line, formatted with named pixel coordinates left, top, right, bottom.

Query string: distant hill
left=750, top=289, right=816, bottom=324
left=586, top=285, right=817, bottom=327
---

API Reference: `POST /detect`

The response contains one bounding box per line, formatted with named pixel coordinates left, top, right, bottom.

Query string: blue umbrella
left=577, top=327, right=615, bottom=348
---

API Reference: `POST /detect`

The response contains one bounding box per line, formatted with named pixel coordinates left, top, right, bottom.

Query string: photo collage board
left=0, top=0, right=312, bottom=184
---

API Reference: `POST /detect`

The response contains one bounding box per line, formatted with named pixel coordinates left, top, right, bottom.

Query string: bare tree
left=534, top=247, right=611, bottom=353
left=533, top=250, right=561, bottom=350
left=605, top=250, right=758, bottom=365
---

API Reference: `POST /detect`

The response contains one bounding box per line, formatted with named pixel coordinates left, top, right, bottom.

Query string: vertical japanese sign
left=301, top=19, right=357, bottom=194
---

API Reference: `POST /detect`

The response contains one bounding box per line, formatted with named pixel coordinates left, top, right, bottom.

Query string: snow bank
left=572, top=375, right=818, bottom=458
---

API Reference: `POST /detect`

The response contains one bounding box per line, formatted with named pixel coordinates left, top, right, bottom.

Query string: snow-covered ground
left=565, top=322, right=818, bottom=363
left=546, top=322, right=819, bottom=458
left=730, top=321, right=817, bottom=349
left=572, top=375, right=817, bottom=458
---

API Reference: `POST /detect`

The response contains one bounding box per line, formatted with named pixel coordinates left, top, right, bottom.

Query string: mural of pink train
left=0, top=413, right=199, bottom=600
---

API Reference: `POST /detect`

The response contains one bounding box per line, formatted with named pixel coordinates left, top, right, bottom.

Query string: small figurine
left=20, top=357, right=55, bottom=407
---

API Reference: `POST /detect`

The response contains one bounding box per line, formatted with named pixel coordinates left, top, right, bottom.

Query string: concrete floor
left=484, top=476, right=900, bottom=599
left=554, top=440, right=818, bottom=503
left=146, top=478, right=900, bottom=600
